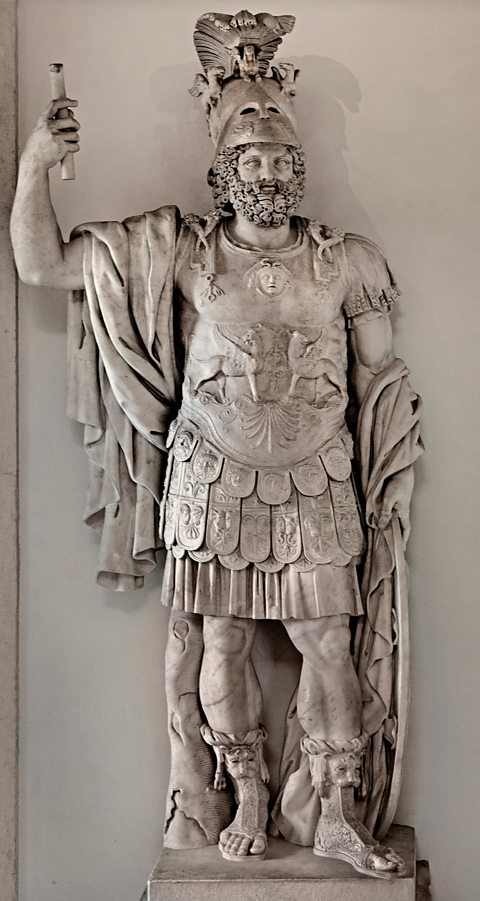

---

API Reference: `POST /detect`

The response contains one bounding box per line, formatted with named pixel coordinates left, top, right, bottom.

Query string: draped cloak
left=67, top=206, right=423, bottom=844
left=68, top=207, right=181, bottom=590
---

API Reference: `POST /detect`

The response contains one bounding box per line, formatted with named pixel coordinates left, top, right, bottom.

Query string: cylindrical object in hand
left=49, top=63, right=75, bottom=180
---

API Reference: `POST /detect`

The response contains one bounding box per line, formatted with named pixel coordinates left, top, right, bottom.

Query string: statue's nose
left=259, top=160, right=276, bottom=180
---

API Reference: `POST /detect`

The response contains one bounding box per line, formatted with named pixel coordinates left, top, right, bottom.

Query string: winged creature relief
left=191, top=323, right=264, bottom=401
left=10, top=5, right=423, bottom=886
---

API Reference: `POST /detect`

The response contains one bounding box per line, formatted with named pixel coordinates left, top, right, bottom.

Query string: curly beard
left=229, top=175, right=304, bottom=228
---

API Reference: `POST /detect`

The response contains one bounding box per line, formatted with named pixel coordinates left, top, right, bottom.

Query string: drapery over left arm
left=66, top=206, right=182, bottom=589
left=355, top=358, right=424, bottom=834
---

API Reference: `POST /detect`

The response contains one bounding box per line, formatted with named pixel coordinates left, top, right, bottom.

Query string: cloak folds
left=271, top=359, right=424, bottom=843
left=67, top=208, right=423, bottom=844
left=67, top=206, right=181, bottom=589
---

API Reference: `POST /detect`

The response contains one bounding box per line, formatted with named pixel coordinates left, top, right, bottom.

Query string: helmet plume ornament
left=190, top=11, right=301, bottom=153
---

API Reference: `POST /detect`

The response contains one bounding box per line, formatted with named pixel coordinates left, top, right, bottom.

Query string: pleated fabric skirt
left=161, top=552, right=363, bottom=620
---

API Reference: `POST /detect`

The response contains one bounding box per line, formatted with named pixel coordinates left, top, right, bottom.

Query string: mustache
left=236, top=178, right=294, bottom=194
left=228, top=173, right=304, bottom=227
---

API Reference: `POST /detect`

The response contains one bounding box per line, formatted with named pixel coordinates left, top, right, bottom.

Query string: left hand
left=378, top=467, right=414, bottom=546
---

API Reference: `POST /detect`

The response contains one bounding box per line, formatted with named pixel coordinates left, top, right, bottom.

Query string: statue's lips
left=257, top=185, right=278, bottom=197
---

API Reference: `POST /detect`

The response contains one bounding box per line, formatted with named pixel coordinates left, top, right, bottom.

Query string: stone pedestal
left=146, top=825, right=417, bottom=901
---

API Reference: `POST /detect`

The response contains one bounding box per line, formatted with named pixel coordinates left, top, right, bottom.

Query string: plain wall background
left=18, top=1, right=480, bottom=899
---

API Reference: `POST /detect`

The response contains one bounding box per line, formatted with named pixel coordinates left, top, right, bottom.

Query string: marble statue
left=10, top=9, right=423, bottom=882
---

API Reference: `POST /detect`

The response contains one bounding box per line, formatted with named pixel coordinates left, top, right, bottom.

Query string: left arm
left=349, top=310, right=414, bottom=541
left=349, top=309, right=394, bottom=406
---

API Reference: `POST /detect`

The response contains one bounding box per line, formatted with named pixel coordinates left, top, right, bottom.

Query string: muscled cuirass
left=158, top=218, right=364, bottom=574
left=176, top=218, right=349, bottom=468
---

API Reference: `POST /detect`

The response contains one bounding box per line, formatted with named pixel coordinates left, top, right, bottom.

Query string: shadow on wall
left=149, top=54, right=379, bottom=240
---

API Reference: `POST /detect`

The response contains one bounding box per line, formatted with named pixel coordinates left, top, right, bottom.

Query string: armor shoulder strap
left=343, top=233, right=400, bottom=320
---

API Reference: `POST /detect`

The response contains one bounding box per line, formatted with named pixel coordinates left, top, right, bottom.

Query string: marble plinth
left=146, top=825, right=416, bottom=901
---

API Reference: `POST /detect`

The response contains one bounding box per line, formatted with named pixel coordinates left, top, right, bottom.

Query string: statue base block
left=147, top=824, right=416, bottom=901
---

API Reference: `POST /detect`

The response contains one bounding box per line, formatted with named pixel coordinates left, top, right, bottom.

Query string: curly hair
left=208, top=143, right=306, bottom=212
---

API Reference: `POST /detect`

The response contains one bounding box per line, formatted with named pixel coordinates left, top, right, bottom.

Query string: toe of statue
left=219, top=828, right=268, bottom=862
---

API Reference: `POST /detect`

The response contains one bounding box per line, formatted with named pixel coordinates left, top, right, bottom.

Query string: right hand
left=23, top=98, right=80, bottom=169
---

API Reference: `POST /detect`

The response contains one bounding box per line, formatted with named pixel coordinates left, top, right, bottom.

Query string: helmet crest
left=190, top=11, right=301, bottom=153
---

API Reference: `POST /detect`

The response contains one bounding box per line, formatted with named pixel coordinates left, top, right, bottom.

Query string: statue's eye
left=267, top=105, right=281, bottom=114
left=240, top=106, right=257, bottom=115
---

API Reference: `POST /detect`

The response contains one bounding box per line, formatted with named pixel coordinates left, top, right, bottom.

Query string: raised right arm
left=10, top=98, right=84, bottom=290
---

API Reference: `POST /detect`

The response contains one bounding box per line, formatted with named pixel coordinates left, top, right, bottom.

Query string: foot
left=366, top=844, right=405, bottom=875
left=303, top=735, right=406, bottom=880
left=200, top=724, right=270, bottom=863
left=219, top=824, right=268, bottom=861
left=219, top=773, right=269, bottom=862
left=314, top=817, right=406, bottom=880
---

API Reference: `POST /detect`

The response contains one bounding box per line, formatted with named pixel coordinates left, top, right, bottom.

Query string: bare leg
left=285, top=615, right=404, bottom=878
left=200, top=615, right=261, bottom=733
left=284, top=614, right=361, bottom=740
left=200, top=615, right=269, bottom=861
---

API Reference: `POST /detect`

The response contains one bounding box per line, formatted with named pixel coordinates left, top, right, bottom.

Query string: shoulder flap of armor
left=343, top=232, right=400, bottom=319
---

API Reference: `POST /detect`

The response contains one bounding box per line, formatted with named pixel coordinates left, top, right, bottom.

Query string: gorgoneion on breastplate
left=176, top=217, right=350, bottom=469
left=159, top=216, right=364, bottom=574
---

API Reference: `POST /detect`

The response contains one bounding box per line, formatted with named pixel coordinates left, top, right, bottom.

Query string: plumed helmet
left=189, top=10, right=301, bottom=153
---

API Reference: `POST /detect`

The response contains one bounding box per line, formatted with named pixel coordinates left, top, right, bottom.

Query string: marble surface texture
left=147, top=825, right=416, bottom=901
left=10, top=6, right=425, bottom=892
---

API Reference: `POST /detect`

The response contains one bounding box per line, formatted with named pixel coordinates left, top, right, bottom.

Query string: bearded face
left=210, top=142, right=306, bottom=227
left=228, top=174, right=304, bottom=227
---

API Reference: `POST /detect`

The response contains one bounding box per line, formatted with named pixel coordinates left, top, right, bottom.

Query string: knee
left=316, top=623, right=352, bottom=666
left=203, top=615, right=255, bottom=658
left=287, top=616, right=352, bottom=667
